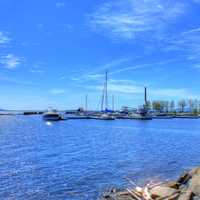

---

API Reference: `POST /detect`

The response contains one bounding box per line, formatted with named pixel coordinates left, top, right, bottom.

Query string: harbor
left=2, top=71, right=200, bottom=121
left=1, top=1, right=200, bottom=199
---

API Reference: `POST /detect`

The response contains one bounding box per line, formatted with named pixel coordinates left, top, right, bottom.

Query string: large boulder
left=193, top=167, right=200, bottom=176
left=150, top=186, right=178, bottom=199
left=189, top=175, right=200, bottom=196
left=188, top=167, right=200, bottom=177
left=193, top=197, right=200, bottom=200
left=178, top=190, right=193, bottom=200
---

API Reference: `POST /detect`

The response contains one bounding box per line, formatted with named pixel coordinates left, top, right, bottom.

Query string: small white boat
left=99, top=113, right=115, bottom=120
left=43, top=109, right=62, bottom=121
left=129, top=113, right=152, bottom=120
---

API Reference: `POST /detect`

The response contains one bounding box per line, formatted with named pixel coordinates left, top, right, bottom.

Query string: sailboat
left=99, top=70, right=115, bottom=120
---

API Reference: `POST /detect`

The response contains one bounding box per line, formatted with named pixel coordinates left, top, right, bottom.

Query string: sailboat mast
left=85, top=94, right=88, bottom=111
left=112, top=95, right=114, bottom=111
left=144, top=87, right=147, bottom=105
left=105, top=70, right=108, bottom=111
left=101, top=82, right=105, bottom=111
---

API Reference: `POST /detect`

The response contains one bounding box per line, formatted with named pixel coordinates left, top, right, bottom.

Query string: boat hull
left=43, top=114, right=61, bottom=121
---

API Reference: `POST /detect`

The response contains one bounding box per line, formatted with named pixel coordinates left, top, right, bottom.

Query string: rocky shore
left=100, top=167, right=200, bottom=200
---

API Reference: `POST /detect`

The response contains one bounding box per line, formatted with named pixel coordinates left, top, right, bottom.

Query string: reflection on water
left=46, top=121, right=53, bottom=126
left=0, top=115, right=200, bottom=200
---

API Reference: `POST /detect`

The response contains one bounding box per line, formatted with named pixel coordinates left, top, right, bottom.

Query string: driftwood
left=126, top=188, right=142, bottom=200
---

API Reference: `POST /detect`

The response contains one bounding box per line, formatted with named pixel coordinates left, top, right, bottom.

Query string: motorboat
left=43, top=109, right=62, bottom=121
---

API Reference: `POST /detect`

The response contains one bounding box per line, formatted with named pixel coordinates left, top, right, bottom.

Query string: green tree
left=178, top=100, right=186, bottom=113
left=164, top=101, right=169, bottom=112
left=170, top=100, right=175, bottom=112
left=152, top=101, right=161, bottom=112
left=188, top=99, right=194, bottom=112
left=144, top=101, right=152, bottom=111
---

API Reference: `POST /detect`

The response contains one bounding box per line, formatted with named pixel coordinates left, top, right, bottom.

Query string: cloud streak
left=0, top=76, right=38, bottom=86
left=91, top=79, right=200, bottom=99
left=49, top=89, right=66, bottom=95
left=89, top=0, right=186, bottom=40
left=0, top=31, right=10, bottom=45
left=0, top=54, right=24, bottom=69
left=56, top=2, right=65, bottom=8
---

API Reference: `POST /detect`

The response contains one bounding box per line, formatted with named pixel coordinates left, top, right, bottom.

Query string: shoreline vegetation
left=100, top=167, right=200, bottom=200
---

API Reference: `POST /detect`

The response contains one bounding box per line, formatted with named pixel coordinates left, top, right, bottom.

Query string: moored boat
left=129, top=113, right=152, bottom=120
left=99, top=113, right=115, bottom=120
left=43, top=109, right=62, bottom=121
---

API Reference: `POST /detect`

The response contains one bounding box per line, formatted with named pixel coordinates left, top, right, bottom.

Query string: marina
left=1, top=1, right=200, bottom=199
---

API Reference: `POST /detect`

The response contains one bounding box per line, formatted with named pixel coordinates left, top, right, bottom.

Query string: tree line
left=145, top=99, right=200, bottom=113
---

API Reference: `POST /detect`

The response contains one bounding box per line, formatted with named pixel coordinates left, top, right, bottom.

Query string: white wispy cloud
left=193, top=0, right=200, bottom=3
left=110, top=64, right=147, bottom=74
left=108, top=83, right=142, bottom=94
left=36, top=23, right=44, bottom=29
left=89, top=0, right=186, bottom=40
left=150, top=88, right=192, bottom=98
left=30, top=62, right=46, bottom=73
left=89, top=80, right=143, bottom=95
left=56, top=2, right=65, bottom=8
left=0, top=31, right=10, bottom=45
left=69, top=57, right=178, bottom=85
left=0, top=76, right=38, bottom=86
left=88, top=78, right=200, bottom=99
left=101, top=57, right=132, bottom=69
left=193, top=64, right=200, bottom=69
left=69, top=57, right=132, bottom=82
left=30, top=69, right=45, bottom=73
left=0, top=54, right=24, bottom=69
left=49, top=89, right=66, bottom=95
left=163, top=26, right=200, bottom=64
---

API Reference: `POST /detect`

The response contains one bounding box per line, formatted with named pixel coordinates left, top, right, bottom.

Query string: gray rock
left=193, top=197, right=200, bottom=200
left=150, top=186, right=178, bottom=199
left=189, top=175, right=200, bottom=196
left=188, top=167, right=200, bottom=177
left=178, top=190, right=193, bottom=200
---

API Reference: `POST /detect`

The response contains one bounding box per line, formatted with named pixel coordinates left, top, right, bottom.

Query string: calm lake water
left=1, top=115, right=200, bottom=200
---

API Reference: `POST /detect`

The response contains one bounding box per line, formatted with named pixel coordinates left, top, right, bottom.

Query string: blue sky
left=1, top=0, right=200, bottom=110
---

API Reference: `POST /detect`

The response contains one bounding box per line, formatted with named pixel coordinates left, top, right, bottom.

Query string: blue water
left=1, top=116, right=200, bottom=200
